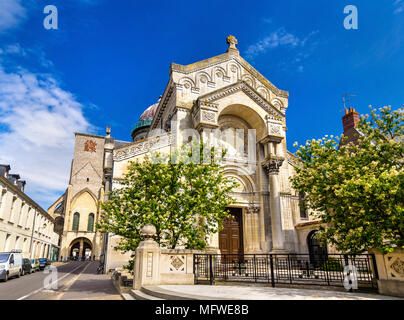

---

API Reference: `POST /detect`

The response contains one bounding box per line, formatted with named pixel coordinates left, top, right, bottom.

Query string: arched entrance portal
left=69, top=237, right=92, bottom=261
left=307, top=230, right=328, bottom=268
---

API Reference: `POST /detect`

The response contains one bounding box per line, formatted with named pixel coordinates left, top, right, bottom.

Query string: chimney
left=0, top=164, right=10, bottom=178
left=8, top=174, right=20, bottom=186
left=17, top=180, right=26, bottom=192
left=342, top=107, right=360, bottom=133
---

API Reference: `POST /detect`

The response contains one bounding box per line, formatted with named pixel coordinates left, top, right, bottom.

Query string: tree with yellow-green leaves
left=97, top=142, right=237, bottom=255
left=291, top=106, right=403, bottom=254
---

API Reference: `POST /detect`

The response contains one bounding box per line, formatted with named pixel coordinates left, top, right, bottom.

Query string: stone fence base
left=371, top=248, right=404, bottom=298
left=133, top=225, right=219, bottom=290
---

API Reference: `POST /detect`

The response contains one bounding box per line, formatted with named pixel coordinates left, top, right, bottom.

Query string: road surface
left=0, top=261, right=122, bottom=300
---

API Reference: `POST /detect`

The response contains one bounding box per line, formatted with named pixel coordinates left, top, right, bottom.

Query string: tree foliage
left=291, top=106, right=403, bottom=254
left=97, top=142, right=237, bottom=253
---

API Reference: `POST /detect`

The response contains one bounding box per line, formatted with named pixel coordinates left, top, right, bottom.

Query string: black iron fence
left=193, top=254, right=378, bottom=292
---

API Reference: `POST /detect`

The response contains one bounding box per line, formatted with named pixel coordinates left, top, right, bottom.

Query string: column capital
left=262, top=155, right=284, bottom=175
left=246, top=203, right=260, bottom=214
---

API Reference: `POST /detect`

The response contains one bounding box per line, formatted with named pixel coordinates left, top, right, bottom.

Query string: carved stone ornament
left=201, top=110, right=216, bottom=123
left=169, top=255, right=185, bottom=272
left=84, top=140, right=97, bottom=152
left=262, top=156, right=284, bottom=175
left=246, top=203, right=260, bottom=214
left=390, top=258, right=404, bottom=277
left=269, top=123, right=282, bottom=135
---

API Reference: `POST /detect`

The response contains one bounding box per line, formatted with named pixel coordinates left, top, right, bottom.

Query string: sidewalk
left=151, top=284, right=402, bottom=300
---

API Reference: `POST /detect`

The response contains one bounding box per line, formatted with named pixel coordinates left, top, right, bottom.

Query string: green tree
left=291, top=106, right=403, bottom=254
left=97, top=142, right=237, bottom=254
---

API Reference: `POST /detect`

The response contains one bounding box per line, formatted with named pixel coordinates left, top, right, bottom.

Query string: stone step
left=130, top=289, right=163, bottom=300
left=121, top=293, right=135, bottom=300
left=141, top=286, right=211, bottom=300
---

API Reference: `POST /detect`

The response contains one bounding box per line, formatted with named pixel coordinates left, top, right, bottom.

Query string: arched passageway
left=69, top=237, right=93, bottom=261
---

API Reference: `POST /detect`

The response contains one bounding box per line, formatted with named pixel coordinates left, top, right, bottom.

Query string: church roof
left=131, top=100, right=160, bottom=137
left=150, top=35, right=289, bottom=131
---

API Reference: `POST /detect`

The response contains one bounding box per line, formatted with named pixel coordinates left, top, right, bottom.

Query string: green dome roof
left=131, top=101, right=159, bottom=137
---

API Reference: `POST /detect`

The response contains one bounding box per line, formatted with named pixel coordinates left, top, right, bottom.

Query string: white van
left=0, top=251, right=23, bottom=282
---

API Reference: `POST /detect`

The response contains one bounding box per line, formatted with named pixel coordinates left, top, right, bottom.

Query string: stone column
left=79, top=239, right=84, bottom=260
left=133, top=224, right=161, bottom=290
left=262, top=156, right=287, bottom=252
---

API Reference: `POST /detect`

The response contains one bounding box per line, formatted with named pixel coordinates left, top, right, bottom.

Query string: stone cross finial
left=227, top=35, right=238, bottom=50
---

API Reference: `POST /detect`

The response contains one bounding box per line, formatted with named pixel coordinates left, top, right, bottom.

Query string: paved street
left=0, top=261, right=122, bottom=300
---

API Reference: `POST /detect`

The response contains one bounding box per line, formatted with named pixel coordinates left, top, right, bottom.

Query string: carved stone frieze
left=113, top=134, right=172, bottom=161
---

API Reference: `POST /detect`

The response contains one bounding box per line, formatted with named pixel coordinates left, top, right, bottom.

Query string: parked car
left=38, top=258, right=51, bottom=270
left=0, top=251, right=22, bottom=282
left=21, top=258, right=32, bottom=276
left=30, top=259, right=40, bottom=272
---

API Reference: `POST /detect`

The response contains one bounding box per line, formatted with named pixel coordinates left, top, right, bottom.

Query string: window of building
left=87, top=213, right=94, bottom=232
left=0, top=189, right=6, bottom=213
left=72, top=212, right=80, bottom=231
left=9, top=196, right=17, bottom=222
left=4, top=234, right=11, bottom=251
left=18, top=203, right=25, bottom=226
left=299, top=192, right=308, bottom=219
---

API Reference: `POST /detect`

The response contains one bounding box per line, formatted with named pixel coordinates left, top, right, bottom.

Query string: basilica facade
left=49, top=36, right=322, bottom=271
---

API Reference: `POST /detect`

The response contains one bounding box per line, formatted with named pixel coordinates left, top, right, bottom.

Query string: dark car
left=38, top=258, right=51, bottom=270
left=21, top=258, right=32, bottom=276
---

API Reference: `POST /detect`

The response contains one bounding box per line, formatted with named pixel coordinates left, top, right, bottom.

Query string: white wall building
left=0, top=164, right=60, bottom=259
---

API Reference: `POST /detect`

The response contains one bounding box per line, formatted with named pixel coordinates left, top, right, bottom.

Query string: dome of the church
left=131, top=100, right=160, bottom=141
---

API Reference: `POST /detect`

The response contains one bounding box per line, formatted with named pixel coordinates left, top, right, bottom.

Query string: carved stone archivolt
left=262, top=155, right=285, bottom=175
left=198, top=81, right=284, bottom=122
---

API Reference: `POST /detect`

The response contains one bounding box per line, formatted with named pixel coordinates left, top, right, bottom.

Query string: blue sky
left=0, top=0, right=403, bottom=208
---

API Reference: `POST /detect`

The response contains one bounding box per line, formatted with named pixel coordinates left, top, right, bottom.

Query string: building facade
left=52, top=36, right=326, bottom=270
left=0, top=165, right=60, bottom=260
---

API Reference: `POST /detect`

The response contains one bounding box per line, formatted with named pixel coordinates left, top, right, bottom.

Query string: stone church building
left=48, top=36, right=326, bottom=271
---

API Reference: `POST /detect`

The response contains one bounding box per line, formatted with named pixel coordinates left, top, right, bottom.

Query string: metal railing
left=193, top=254, right=378, bottom=292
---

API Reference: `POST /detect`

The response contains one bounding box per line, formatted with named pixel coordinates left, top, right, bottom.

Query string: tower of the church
left=49, top=128, right=113, bottom=261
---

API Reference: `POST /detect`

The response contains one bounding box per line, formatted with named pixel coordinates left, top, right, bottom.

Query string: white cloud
left=244, top=28, right=319, bottom=72
left=0, top=49, right=93, bottom=207
left=394, top=0, right=404, bottom=14
left=245, top=28, right=302, bottom=58
left=0, top=0, right=26, bottom=33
